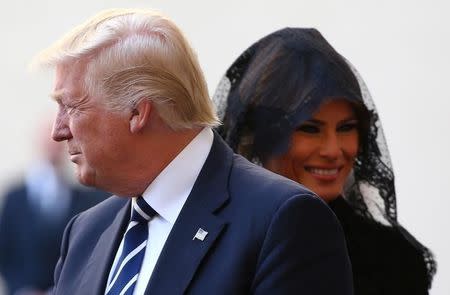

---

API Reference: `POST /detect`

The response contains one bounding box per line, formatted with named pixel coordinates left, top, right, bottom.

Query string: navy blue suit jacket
left=53, top=134, right=353, bottom=294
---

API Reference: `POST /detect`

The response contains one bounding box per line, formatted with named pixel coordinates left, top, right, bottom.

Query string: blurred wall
left=0, top=0, right=448, bottom=294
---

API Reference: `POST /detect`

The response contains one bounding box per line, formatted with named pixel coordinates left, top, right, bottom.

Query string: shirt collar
left=139, top=127, right=213, bottom=224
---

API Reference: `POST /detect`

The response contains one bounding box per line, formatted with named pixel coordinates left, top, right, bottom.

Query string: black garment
left=330, top=197, right=428, bottom=295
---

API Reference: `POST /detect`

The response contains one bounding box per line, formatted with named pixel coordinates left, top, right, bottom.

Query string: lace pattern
left=212, top=27, right=436, bottom=287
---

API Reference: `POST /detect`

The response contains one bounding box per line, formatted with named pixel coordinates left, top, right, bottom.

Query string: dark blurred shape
left=0, top=120, right=108, bottom=295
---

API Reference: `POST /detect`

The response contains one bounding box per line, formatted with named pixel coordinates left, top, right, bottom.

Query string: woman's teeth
left=307, top=168, right=339, bottom=175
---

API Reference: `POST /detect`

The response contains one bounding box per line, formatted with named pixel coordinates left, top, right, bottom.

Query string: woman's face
left=265, top=99, right=359, bottom=202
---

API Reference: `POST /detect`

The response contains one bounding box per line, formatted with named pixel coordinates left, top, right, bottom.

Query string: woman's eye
left=337, top=122, right=357, bottom=132
left=297, top=124, right=320, bottom=134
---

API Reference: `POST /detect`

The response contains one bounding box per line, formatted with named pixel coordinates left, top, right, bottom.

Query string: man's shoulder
left=69, top=186, right=109, bottom=212
left=0, top=183, right=28, bottom=215
left=2, top=182, right=27, bottom=199
left=229, top=153, right=314, bottom=200
left=223, top=153, right=326, bottom=225
left=72, top=196, right=128, bottom=229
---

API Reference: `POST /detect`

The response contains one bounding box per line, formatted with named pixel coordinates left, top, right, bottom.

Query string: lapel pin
left=193, top=228, right=208, bottom=241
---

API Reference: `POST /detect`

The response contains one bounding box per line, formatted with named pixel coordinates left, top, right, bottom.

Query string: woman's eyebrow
left=304, top=119, right=324, bottom=125
left=338, top=117, right=358, bottom=124
left=305, top=116, right=358, bottom=125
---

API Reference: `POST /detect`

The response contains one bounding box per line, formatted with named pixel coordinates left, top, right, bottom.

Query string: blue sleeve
left=52, top=213, right=79, bottom=293
left=252, top=194, right=353, bottom=295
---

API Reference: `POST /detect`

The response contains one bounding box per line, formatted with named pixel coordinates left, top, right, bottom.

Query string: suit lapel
left=145, top=133, right=233, bottom=294
left=78, top=199, right=131, bottom=295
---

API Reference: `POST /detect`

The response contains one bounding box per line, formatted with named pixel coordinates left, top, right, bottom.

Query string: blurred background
left=0, top=0, right=448, bottom=294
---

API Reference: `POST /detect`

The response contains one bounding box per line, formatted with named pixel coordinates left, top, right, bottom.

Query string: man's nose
left=52, top=113, right=72, bottom=142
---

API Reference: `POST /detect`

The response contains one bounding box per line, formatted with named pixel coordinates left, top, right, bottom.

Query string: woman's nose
left=319, top=133, right=342, bottom=160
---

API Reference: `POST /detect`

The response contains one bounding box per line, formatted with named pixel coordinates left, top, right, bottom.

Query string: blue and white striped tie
left=105, top=197, right=156, bottom=295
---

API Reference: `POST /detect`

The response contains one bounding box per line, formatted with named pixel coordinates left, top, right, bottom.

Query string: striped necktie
left=105, top=197, right=157, bottom=295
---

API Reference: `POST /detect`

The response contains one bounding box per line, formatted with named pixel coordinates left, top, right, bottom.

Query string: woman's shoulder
left=329, top=197, right=429, bottom=293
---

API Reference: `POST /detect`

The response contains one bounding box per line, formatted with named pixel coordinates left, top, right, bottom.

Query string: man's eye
left=337, top=123, right=357, bottom=132
left=296, top=124, right=320, bottom=134
left=63, top=104, right=77, bottom=115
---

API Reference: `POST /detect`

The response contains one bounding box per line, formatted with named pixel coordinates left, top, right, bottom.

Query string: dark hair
left=349, top=99, right=372, bottom=160
left=216, top=28, right=364, bottom=164
left=214, top=28, right=436, bottom=286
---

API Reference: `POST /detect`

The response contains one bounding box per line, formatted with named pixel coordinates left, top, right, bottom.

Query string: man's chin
left=75, top=167, right=96, bottom=188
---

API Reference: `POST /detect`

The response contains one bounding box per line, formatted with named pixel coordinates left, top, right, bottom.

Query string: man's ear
left=129, top=99, right=152, bottom=133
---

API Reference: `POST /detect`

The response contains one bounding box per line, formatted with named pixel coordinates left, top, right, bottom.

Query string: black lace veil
left=213, top=28, right=436, bottom=287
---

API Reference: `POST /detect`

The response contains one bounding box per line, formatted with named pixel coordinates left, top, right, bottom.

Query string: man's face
left=51, top=63, right=132, bottom=190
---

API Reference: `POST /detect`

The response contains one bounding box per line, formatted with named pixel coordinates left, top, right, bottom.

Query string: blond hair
left=34, top=8, right=219, bottom=129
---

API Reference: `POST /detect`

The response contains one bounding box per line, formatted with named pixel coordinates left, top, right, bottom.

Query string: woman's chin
left=304, top=183, right=342, bottom=203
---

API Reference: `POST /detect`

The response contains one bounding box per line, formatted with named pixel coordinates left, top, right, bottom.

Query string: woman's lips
left=305, top=166, right=341, bottom=181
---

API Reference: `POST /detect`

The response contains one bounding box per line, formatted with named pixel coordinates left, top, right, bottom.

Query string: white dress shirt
left=106, top=127, right=214, bottom=295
